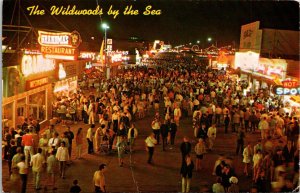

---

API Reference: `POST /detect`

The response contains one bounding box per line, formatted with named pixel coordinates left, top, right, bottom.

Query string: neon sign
left=21, top=54, right=55, bottom=76
left=27, top=77, right=49, bottom=89
left=38, top=30, right=81, bottom=60
left=273, top=81, right=300, bottom=95
left=273, top=87, right=300, bottom=95
left=38, top=30, right=81, bottom=48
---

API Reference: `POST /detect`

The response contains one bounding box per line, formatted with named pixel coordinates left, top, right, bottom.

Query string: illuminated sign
left=273, top=87, right=300, bottom=95
left=80, top=52, right=97, bottom=60
left=21, top=54, right=55, bottom=76
left=234, top=51, right=260, bottom=71
left=282, top=80, right=298, bottom=88
left=38, top=30, right=81, bottom=60
left=273, top=81, right=300, bottom=95
left=26, top=77, right=49, bottom=90
left=58, top=63, right=67, bottom=80
left=38, top=30, right=81, bottom=48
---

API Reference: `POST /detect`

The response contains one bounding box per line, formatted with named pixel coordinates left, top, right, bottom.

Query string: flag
left=99, top=40, right=104, bottom=64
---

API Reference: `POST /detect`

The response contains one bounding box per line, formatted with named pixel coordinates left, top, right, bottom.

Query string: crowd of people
left=2, top=54, right=300, bottom=192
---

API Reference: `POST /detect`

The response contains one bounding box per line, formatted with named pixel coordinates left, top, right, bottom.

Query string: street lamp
left=197, top=40, right=200, bottom=44
left=101, top=23, right=110, bottom=79
left=207, top=37, right=212, bottom=42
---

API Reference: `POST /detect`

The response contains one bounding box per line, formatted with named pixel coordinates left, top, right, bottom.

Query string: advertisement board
left=234, top=51, right=260, bottom=71
left=239, top=21, right=262, bottom=52
left=38, top=30, right=81, bottom=60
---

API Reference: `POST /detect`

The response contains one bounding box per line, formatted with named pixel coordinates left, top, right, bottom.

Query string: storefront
left=2, top=84, right=52, bottom=128
left=234, top=51, right=288, bottom=92
left=2, top=51, right=56, bottom=128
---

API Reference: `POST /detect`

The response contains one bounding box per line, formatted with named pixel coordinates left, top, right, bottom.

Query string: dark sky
left=2, top=0, right=299, bottom=46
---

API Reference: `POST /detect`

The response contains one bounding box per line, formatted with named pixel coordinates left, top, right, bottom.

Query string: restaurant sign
left=26, top=77, right=49, bottom=90
left=273, top=80, right=300, bottom=95
left=38, top=30, right=81, bottom=60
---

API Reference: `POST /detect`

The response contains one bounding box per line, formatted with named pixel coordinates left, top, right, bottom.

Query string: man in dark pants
left=151, top=117, right=161, bottom=144
left=65, top=126, right=74, bottom=160
left=145, top=133, right=157, bottom=164
left=236, top=128, right=245, bottom=155
left=169, top=119, right=177, bottom=148
left=224, top=115, right=230, bottom=134
left=180, top=137, right=191, bottom=162
left=160, top=120, right=169, bottom=151
left=86, top=124, right=94, bottom=154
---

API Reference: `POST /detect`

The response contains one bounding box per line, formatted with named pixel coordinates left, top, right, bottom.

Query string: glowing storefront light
left=58, top=63, right=67, bottom=80
left=21, top=54, right=55, bottom=77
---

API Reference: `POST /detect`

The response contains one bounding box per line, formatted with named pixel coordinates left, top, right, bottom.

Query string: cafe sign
left=273, top=80, right=300, bottom=95
left=38, top=30, right=81, bottom=60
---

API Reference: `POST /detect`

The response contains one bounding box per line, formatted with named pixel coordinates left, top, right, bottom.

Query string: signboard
left=79, top=52, right=97, bottom=60
left=234, top=51, right=260, bottom=71
left=38, top=30, right=81, bottom=60
left=26, top=77, right=49, bottom=90
left=273, top=80, right=300, bottom=95
left=21, top=54, right=55, bottom=77
left=239, top=21, right=262, bottom=52
left=107, top=39, right=112, bottom=45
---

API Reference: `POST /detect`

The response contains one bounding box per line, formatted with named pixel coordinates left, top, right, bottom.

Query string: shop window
left=2, top=102, right=13, bottom=127
left=28, top=91, right=46, bottom=122
left=16, top=98, right=26, bottom=125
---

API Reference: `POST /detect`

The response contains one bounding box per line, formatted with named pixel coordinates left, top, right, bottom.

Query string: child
left=70, top=179, right=82, bottom=193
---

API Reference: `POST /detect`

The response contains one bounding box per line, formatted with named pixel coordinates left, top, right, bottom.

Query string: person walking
left=39, top=133, right=49, bottom=158
left=65, top=126, right=74, bottom=160
left=17, top=155, right=28, bottom=193
left=207, top=124, right=217, bottom=151
left=21, top=128, right=35, bottom=167
left=180, top=137, right=192, bottom=162
left=48, top=132, right=60, bottom=154
left=169, top=119, right=177, bottom=148
left=116, top=136, right=127, bottom=167
left=76, top=128, right=83, bottom=159
left=180, top=154, right=194, bottom=193
left=127, top=123, right=138, bottom=153
left=258, top=117, right=269, bottom=140
left=56, top=141, right=69, bottom=179
left=224, top=114, right=230, bottom=134
left=145, top=133, right=157, bottom=164
left=195, top=138, right=206, bottom=171
left=30, top=148, right=45, bottom=190
left=160, top=120, right=169, bottom=151
left=93, top=164, right=107, bottom=193
left=87, top=124, right=95, bottom=154
left=242, top=143, right=252, bottom=177
left=236, top=128, right=245, bottom=155
left=151, top=117, right=161, bottom=144
left=46, top=150, right=58, bottom=191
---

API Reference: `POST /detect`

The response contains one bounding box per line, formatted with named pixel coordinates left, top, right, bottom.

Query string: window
left=28, top=91, right=46, bottom=121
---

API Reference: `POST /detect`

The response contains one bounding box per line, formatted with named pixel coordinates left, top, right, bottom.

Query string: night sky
left=2, top=0, right=299, bottom=47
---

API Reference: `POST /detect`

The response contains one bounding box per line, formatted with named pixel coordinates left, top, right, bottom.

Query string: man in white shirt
left=56, top=141, right=69, bottom=179
left=47, top=150, right=58, bottom=190
left=48, top=132, right=60, bottom=154
left=151, top=118, right=161, bottom=144
left=145, top=133, right=157, bottom=164
left=31, top=148, right=45, bottom=190
left=207, top=124, right=217, bottom=151
left=17, top=155, right=28, bottom=193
